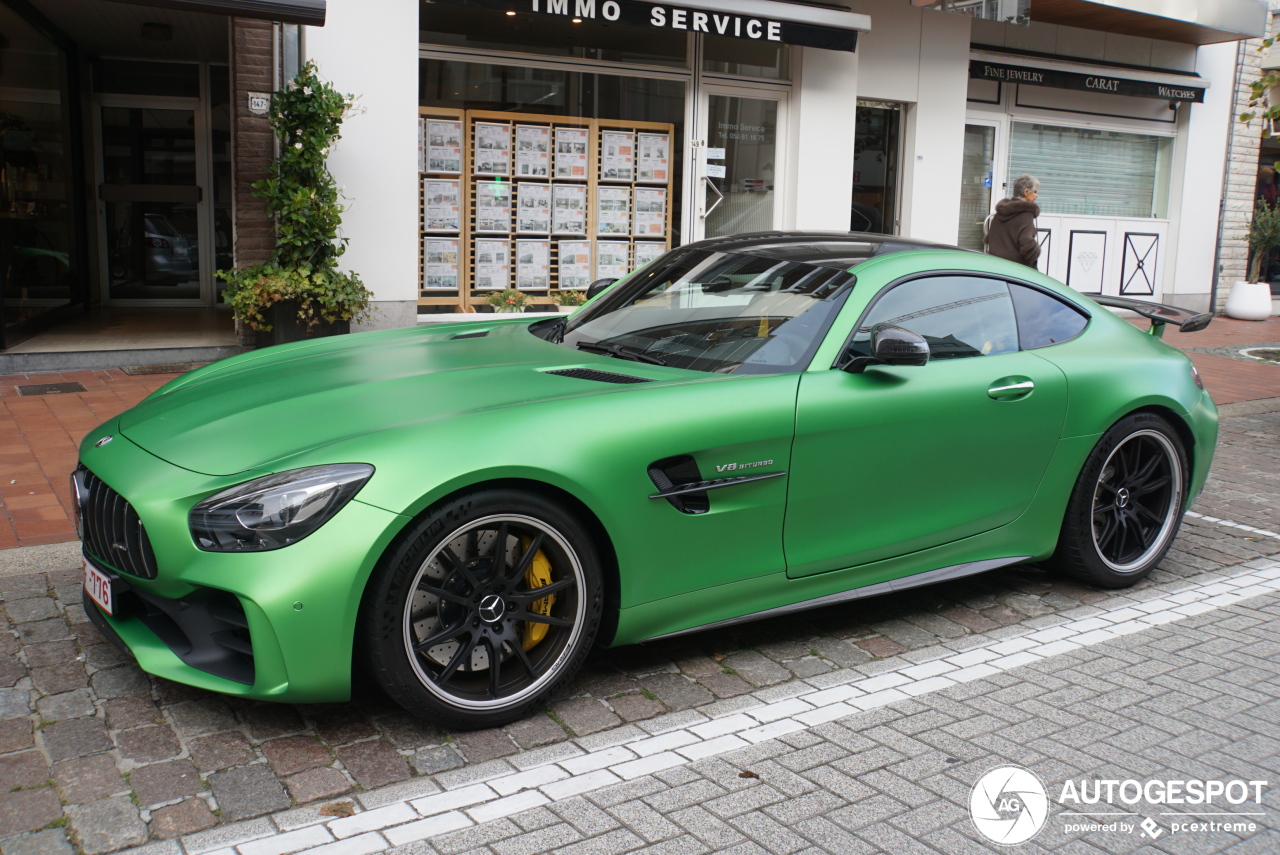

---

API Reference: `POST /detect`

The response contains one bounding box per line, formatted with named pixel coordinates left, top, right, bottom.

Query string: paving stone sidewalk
left=0, top=413, right=1275, bottom=853
left=270, top=589, right=1280, bottom=855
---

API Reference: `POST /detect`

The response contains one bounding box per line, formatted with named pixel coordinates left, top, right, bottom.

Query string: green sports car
left=75, top=232, right=1217, bottom=728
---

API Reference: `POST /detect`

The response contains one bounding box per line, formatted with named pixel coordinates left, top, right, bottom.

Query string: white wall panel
left=305, top=0, right=419, bottom=309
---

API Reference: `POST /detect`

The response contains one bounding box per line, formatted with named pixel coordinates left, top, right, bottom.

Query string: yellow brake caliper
left=521, top=539, right=556, bottom=651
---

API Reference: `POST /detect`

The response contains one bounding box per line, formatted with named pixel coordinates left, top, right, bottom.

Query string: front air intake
left=544, top=368, right=653, bottom=384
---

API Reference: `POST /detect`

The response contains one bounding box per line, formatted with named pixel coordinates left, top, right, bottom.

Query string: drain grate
left=17, top=382, right=86, bottom=396
left=120, top=363, right=197, bottom=376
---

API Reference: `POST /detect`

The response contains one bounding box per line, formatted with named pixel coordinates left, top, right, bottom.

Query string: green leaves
left=216, top=61, right=371, bottom=330
left=1247, top=199, right=1280, bottom=283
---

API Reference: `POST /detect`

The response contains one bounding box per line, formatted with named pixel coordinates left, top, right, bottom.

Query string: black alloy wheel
left=1090, top=430, right=1181, bottom=572
left=361, top=490, right=603, bottom=729
left=1050, top=412, right=1188, bottom=588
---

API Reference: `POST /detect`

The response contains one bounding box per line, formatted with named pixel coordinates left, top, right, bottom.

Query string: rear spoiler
left=1089, top=295, right=1212, bottom=337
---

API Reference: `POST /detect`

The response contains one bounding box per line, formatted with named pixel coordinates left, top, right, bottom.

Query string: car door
left=783, top=273, right=1069, bottom=578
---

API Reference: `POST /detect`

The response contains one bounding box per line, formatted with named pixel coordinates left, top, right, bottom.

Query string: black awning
left=430, top=0, right=858, bottom=52
left=970, top=60, right=1205, bottom=103
left=105, top=0, right=326, bottom=27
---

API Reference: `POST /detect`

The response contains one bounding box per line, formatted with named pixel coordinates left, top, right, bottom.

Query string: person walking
left=985, top=174, right=1041, bottom=269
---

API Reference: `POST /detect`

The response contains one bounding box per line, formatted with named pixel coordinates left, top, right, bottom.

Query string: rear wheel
left=1050, top=412, right=1187, bottom=588
left=360, top=490, right=603, bottom=729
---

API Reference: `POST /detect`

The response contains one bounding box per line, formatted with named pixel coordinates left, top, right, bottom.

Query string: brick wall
left=231, top=18, right=275, bottom=269
left=1218, top=20, right=1274, bottom=310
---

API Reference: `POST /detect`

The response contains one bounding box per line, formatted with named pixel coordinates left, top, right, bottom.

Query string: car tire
left=359, top=489, right=603, bottom=730
left=1049, top=412, right=1188, bottom=588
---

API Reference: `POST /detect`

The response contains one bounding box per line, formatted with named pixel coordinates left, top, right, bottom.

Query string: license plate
left=83, top=558, right=114, bottom=616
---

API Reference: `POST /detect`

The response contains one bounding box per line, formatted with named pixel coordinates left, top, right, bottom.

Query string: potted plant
left=217, top=62, right=372, bottom=345
left=1225, top=199, right=1280, bottom=320
left=554, top=289, right=585, bottom=314
left=486, top=288, right=529, bottom=313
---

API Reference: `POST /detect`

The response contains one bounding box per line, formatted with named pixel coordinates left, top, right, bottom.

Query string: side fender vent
left=450, top=330, right=490, bottom=340
left=647, top=455, right=709, bottom=514
left=544, top=368, right=653, bottom=384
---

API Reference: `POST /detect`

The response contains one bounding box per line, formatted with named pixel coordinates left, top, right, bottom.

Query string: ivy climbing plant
left=217, top=61, right=372, bottom=331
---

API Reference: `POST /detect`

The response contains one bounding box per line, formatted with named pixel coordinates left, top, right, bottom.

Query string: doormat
left=17, top=382, right=87, bottom=396
left=120, top=363, right=197, bottom=376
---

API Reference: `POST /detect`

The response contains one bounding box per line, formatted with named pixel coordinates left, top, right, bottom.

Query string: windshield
left=560, top=249, right=855, bottom=374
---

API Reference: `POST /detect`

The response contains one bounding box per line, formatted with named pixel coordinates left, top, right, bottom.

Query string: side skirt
left=644, top=556, right=1030, bottom=642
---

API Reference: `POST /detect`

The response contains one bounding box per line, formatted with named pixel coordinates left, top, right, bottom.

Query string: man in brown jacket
left=985, top=174, right=1040, bottom=269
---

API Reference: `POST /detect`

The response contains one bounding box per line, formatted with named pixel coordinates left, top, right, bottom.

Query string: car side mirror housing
left=586, top=278, right=617, bottom=300
left=839, top=324, right=930, bottom=374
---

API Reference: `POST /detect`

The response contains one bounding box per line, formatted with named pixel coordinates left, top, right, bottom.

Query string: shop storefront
left=960, top=54, right=1207, bottom=302
left=412, top=0, right=865, bottom=311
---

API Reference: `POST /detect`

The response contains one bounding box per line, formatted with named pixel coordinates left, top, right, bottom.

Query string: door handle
left=702, top=175, right=724, bottom=218
left=988, top=378, right=1034, bottom=400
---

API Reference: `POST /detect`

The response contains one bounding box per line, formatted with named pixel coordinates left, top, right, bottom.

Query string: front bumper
left=77, top=421, right=407, bottom=703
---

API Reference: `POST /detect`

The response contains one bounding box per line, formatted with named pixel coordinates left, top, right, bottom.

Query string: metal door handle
left=702, top=175, right=724, bottom=218
left=988, top=379, right=1034, bottom=400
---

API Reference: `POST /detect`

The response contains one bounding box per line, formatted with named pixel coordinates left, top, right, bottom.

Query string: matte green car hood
left=120, top=321, right=671, bottom=476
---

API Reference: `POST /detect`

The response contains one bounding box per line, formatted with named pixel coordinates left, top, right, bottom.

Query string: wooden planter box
left=254, top=301, right=351, bottom=348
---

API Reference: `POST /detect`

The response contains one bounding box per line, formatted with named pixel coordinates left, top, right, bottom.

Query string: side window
left=1008, top=282, right=1089, bottom=349
left=850, top=276, right=1019, bottom=360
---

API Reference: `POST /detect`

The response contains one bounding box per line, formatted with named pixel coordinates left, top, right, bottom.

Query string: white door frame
left=93, top=84, right=215, bottom=307
left=689, top=81, right=790, bottom=243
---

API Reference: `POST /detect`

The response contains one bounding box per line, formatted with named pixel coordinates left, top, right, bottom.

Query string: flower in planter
left=555, top=289, right=585, bottom=307
left=486, top=289, right=529, bottom=312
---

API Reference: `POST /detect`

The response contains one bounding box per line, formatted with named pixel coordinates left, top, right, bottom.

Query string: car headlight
left=190, top=464, right=374, bottom=552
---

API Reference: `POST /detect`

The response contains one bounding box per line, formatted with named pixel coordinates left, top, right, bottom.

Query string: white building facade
left=298, top=0, right=1265, bottom=327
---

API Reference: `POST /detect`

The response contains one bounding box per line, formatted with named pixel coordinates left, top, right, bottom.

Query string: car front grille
left=78, top=465, right=159, bottom=580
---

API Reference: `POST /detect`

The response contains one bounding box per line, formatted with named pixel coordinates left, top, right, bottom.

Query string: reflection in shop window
left=703, top=35, right=790, bottom=80
left=0, top=2, right=77, bottom=342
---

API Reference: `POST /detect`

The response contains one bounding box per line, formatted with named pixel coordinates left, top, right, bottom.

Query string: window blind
left=1006, top=123, right=1171, bottom=219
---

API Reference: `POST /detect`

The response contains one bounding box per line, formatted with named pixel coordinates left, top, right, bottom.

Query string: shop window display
left=419, top=60, right=682, bottom=311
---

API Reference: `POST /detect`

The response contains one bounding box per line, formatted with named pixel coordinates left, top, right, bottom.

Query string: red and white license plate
left=83, top=558, right=114, bottom=615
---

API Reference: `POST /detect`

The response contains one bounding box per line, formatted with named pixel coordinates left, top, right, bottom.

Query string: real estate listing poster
left=423, top=238, right=459, bottom=291
left=596, top=186, right=631, bottom=237
left=516, top=239, right=551, bottom=290
left=515, top=125, right=551, bottom=178
left=636, top=133, right=670, bottom=183
left=552, top=184, right=587, bottom=234
left=633, top=241, right=666, bottom=268
left=632, top=187, right=666, bottom=237
left=473, top=239, right=510, bottom=290
left=516, top=183, right=552, bottom=234
left=596, top=241, right=630, bottom=280
left=427, top=120, right=463, bottom=174
left=475, top=180, right=511, bottom=233
left=558, top=240, right=592, bottom=289
left=423, top=179, right=461, bottom=232
left=554, top=128, right=589, bottom=179
left=474, top=122, right=511, bottom=176
left=600, top=131, right=635, bottom=181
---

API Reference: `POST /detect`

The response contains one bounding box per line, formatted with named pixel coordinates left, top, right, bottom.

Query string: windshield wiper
left=576, top=341, right=668, bottom=366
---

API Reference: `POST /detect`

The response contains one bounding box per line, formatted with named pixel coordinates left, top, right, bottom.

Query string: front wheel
left=360, top=490, right=603, bottom=730
left=1050, top=412, right=1188, bottom=588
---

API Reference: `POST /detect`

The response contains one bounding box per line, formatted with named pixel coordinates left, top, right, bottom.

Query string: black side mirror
left=839, top=324, right=930, bottom=374
left=586, top=278, right=617, bottom=300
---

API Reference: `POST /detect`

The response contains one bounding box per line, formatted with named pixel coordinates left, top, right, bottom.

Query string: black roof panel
left=686, top=231, right=976, bottom=270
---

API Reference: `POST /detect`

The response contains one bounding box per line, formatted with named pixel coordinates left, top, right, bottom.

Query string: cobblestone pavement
left=0, top=411, right=1275, bottom=853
